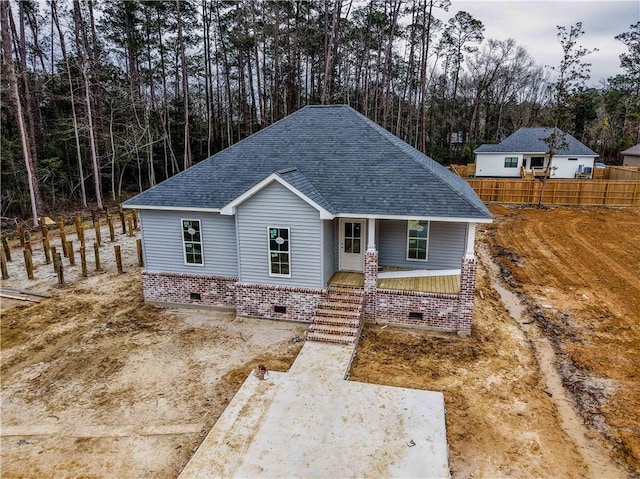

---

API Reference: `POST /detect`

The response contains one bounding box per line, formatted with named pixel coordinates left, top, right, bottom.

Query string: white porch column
left=367, top=218, right=376, bottom=251
left=464, top=222, right=476, bottom=258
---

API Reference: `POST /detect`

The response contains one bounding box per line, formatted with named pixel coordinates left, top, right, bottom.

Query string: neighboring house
left=123, top=105, right=492, bottom=339
left=621, top=144, right=640, bottom=167
left=474, top=127, right=598, bottom=179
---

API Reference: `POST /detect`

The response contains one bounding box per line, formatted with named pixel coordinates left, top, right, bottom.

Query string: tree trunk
left=1, top=1, right=40, bottom=226
left=176, top=0, right=191, bottom=169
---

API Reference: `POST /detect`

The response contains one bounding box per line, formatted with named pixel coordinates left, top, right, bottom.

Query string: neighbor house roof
left=124, top=105, right=491, bottom=221
left=474, top=127, right=598, bottom=156
left=621, top=144, right=640, bottom=156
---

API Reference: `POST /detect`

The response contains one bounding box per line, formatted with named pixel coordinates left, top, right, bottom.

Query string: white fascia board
left=334, top=213, right=493, bottom=224
left=220, top=173, right=334, bottom=220
left=122, top=204, right=221, bottom=212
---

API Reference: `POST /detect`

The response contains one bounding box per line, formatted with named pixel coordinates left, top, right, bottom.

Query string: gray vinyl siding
left=236, top=182, right=323, bottom=288
left=322, top=220, right=336, bottom=284
left=139, top=210, right=237, bottom=275
left=378, top=220, right=466, bottom=269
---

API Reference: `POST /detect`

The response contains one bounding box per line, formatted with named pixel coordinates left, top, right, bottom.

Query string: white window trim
left=267, top=226, right=291, bottom=278
left=406, top=220, right=430, bottom=262
left=181, top=218, right=204, bottom=267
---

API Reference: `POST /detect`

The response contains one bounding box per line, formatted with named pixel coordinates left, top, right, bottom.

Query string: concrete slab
left=179, top=342, right=450, bottom=479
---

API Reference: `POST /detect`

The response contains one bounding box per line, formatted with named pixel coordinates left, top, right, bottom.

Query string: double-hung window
left=182, top=219, right=203, bottom=265
left=504, top=156, right=518, bottom=168
left=268, top=227, right=290, bottom=277
left=407, top=220, right=429, bottom=261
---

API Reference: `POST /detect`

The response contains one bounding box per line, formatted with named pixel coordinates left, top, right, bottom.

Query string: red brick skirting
left=235, top=283, right=324, bottom=323
left=142, top=271, right=237, bottom=308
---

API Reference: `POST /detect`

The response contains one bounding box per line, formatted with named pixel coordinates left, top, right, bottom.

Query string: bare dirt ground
left=2, top=207, right=638, bottom=478
left=1, top=219, right=305, bottom=478
left=351, top=205, right=639, bottom=478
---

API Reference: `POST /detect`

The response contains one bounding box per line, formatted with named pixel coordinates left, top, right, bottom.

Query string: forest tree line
left=1, top=0, right=638, bottom=225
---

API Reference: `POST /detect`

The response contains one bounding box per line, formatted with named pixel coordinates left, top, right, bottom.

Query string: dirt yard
left=1, top=206, right=639, bottom=478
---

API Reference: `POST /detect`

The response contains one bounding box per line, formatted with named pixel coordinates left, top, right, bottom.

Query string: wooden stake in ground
left=127, top=215, right=134, bottom=237
left=24, top=230, right=31, bottom=251
left=132, top=209, right=138, bottom=230
left=136, top=238, right=144, bottom=267
left=80, top=246, right=87, bottom=277
left=93, top=242, right=100, bottom=271
left=23, top=248, right=34, bottom=280
left=41, top=223, right=49, bottom=241
left=2, top=236, right=11, bottom=262
left=17, top=224, right=25, bottom=247
left=75, top=212, right=82, bottom=237
left=105, top=207, right=110, bottom=224
left=94, top=219, right=102, bottom=246
left=1, top=249, right=8, bottom=279
left=58, top=216, right=68, bottom=257
left=79, top=223, right=86, bottom=249
left=108, top=217, right=115, bottom=242
left=90, top=209, right=96, bottom=223
left=43, top=236, right=51, bottom=264
left=119, top=205, right=126, bottom=234
left=114, top=244, right=123, bottom=273
left=55, top=252, right=64, bottom=285
left=51, top=246, right=58, bottom=272
left=66, top=240, right=75, bottom=266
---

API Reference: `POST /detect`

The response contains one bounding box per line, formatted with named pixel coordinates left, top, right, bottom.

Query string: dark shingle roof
left=124, top=105, right=491, bottom=220
left=621, top=144, right=640, bottom=156
left=475, top=127, right=598, bottom=156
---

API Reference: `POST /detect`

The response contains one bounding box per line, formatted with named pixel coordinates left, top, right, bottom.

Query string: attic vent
left=274, top=305, right=287, bottom=314
left=190, top=292, right=202, bottom=301
left=277, top=167, right=298, bottom=174
left=409, top=312, right=423, bottom=320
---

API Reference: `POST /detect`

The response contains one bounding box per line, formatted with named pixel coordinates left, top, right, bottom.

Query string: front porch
left=328, top=270, right=461, bottom=295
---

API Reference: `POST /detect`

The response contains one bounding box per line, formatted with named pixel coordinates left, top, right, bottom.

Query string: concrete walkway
left=179, top=341, right=450, bottom=478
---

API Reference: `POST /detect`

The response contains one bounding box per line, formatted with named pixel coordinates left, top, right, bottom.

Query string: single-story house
left=123, top=105, right=492, bottom=340
left=621, top=144, right=640, bottom=167
left=474, top=127, right=598, bottom=179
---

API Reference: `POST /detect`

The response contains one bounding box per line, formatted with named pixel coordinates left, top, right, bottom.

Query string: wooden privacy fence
left=467, top=179, right=640, bottom=206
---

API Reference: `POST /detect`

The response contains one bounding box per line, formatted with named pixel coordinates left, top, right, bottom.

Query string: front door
left=339, top=219, right=365, bottom=272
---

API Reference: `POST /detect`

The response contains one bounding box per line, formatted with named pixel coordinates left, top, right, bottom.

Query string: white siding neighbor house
left=474, top=127, right=598, bottom=179
left=124, top=105, right=492, bottom=342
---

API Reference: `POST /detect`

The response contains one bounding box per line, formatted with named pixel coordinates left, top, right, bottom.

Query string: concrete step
left=308, top=323, right=358, bottom=337
left=312, top=315, right=361, bottom=328
left=306, top=331, right=358, bottom=346
left=315, top=308, right=361, bottom=320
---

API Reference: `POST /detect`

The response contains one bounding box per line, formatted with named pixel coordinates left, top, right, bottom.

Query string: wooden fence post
left=51, top=246, right=58, bottom=272
left=90, top=208, right=96, bottom=223
left=2, top=236, right=11, bottom=262
left=24, top=230, right=31, bottom=250
left=55, top=252, right=64, bottom=285
left=23, top=248, right=34, bottom=280
left=1, top=249, right=8, bottom=279
left=17, top=224, right=25, bottom=247
left=66, top=241, right=75, bottom=266
left=127, top=215, right=134, bottom=237
left=43, top=237, right=51, bottom=264
left=108, top=217, right=115, bottom=242
left=75, top=212, right=82, bottom=238
left=79, top=223, right=86, bottom=249
left=94, top=219, right=102, bottom=246
left=136, top=238, right=144, bottom=267
left=94, top=242, right=101, bottom=271
left=132, top=209, right=138, bottom=230
left=42, top=223, right=49, bottom=241
left=80, top=246, right=88, bottom=277
left=119, top=205, right=126, bottom=234
left=114, top=245, right=123, bottom=273
left=58, top=216, right=68, bottom=257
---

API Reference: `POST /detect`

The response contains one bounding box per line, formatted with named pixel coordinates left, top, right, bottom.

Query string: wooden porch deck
left=328, top=271, right=460, bottom=295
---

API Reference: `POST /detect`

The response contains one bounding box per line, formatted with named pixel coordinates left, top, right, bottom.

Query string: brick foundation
left=235, top=283, right=324, bottom=322
left=370, top=255, right=478, bottom=335
left=142, top=271, right=237, bottom=308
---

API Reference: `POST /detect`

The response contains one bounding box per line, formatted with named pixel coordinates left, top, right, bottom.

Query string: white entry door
left=339, top=219, right=365, bottom=272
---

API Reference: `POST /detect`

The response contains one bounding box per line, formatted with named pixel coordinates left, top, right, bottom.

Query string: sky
left=436, top=0, right=639, bottom=85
